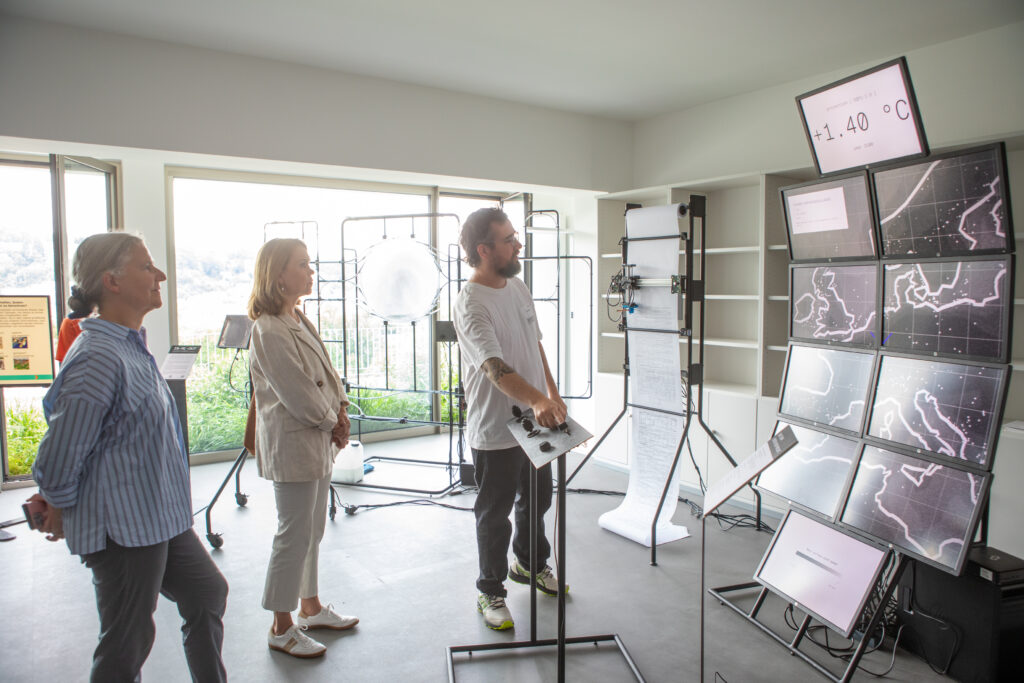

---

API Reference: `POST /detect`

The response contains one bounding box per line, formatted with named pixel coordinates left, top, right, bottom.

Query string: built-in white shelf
left=1015, top=298, right=1024, bottom=305
left=601, top=253, right=621, bottom=259
left=706, top=294, right=759, bottom=301
left=697, top=337, right=759, bottom=349
left=767, top=345, right=789, bottom=352
left=767, top=295, right=789, bottom=302
left=703, top=381, right=758, bottom=397
left=704, top=246, right=759, bottom=254
left=601, top=332, right=625, bottom=339
left=767, top=244, right=789, bottom=251
left=1012, top=359, right=1023, bottom=370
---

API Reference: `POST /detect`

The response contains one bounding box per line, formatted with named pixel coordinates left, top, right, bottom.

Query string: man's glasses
left=484, top=231, right=519, bottom=246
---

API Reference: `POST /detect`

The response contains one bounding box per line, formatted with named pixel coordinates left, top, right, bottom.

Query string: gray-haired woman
left=30, top=232, right=228, bottom=682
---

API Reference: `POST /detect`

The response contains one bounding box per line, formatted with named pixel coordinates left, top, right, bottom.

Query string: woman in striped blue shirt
left=30, top=232, right=228, bottom=682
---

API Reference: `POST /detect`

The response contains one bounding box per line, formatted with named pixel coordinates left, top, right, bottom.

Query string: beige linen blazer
left=249, top=309, right=347, bottom=482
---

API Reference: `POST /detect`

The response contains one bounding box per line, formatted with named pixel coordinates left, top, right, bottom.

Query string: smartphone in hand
left=22, top=499, right=46, bottom=530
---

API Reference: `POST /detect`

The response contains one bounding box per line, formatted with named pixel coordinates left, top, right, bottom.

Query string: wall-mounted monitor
left=873, top=143, right=1013, bottom=257
left=782, top=173, right=877, bottom=261
left=779, top=344, right=875, bottom=434
left=867, top=355, right=1008, bottom=470
left=757, top=421, right=860, bottom=519
left=790, top=264, right=878, bottom=347
left=797, top=57, right=928, bottom=176
left=881, top=257, right=1012, bottom=362
left=755, top=510, right=890, bottom=637
left=840, top=444, right=990, bottom=575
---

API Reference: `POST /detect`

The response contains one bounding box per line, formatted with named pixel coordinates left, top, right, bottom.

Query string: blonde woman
left=248, top=238, right=358, bottom=658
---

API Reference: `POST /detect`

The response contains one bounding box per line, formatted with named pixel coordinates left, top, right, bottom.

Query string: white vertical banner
left=599, top=204, right=690, bottom=546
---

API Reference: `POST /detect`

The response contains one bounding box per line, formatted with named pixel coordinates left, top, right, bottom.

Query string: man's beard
left=497, top=257, right=521, bottom=279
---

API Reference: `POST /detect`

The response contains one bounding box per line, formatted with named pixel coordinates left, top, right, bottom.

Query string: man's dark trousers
left=471, top=445, right=553, bottom=596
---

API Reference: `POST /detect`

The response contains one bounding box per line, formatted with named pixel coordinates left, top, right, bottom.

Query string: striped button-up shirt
left=33, top=318, right=193, bottom=556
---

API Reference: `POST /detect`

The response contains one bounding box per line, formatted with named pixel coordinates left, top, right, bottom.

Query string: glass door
left=0, top=155, right=117, bottom=482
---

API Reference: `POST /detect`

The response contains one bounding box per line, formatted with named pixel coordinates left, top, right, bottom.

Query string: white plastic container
left=332, top=440, right=364, bottom=483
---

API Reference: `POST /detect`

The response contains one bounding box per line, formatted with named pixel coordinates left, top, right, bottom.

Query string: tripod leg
left=234, top=449, right=248, bottom=507
left=204, top=448, right=248, bottom=549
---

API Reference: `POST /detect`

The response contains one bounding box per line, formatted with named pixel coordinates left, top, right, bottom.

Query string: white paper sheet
left=160, top=345, right=200, bottom=380
left=598, top=203, right=689, bottom=547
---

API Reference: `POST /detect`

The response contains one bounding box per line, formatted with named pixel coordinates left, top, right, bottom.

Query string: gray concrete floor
left=0, top=434, right=947, bottom=682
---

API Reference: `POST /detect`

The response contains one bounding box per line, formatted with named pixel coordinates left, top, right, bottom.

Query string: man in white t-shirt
left=454, top=207, right=567, bottom=631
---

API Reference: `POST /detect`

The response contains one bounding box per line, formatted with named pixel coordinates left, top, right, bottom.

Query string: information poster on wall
left=0, top=295, right=55, bottom=387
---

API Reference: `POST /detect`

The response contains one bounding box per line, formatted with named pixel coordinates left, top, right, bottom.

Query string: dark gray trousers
left=82, top=529, right=228, bottom=683
left=471, top=445, right=553, bottom=596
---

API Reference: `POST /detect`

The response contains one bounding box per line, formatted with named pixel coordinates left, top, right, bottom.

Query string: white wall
left=0, top=15, right=633, bottom=193
left=633, top=21, right=1024, bottom=186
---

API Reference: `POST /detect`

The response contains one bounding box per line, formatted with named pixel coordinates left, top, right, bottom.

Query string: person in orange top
left=55, top=287, right=90, bottom=362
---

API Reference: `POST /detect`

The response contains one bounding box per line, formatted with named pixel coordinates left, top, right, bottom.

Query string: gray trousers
left=81, top=529, right=228, bottom=683
left=262, top=474, right=331, bottom=612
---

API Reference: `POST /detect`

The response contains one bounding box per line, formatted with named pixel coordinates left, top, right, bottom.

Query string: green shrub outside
left=5, top=402, right=46, bottom=476
left=185, top=340, right=248, bottom=454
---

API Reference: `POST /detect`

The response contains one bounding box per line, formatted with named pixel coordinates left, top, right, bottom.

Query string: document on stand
left=160, top=345, right=201, bottom=380
left=703, top=426, right=798, bottom=516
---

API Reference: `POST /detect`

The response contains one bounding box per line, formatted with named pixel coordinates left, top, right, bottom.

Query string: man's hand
left=531, top=395, right=567, bottom=429
left=27, top=493, right=64, bottom=542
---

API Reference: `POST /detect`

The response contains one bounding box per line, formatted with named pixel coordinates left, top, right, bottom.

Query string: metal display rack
left=567, top=195, right=767, bottom=564
left=446, top=454, right=645, bottom=682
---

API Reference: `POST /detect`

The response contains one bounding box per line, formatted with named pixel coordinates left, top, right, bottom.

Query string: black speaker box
left=896, top=549, right=1024, bottom=682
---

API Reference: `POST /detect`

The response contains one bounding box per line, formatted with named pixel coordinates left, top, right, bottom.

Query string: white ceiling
left=4, top=0, right=1024, bottom=121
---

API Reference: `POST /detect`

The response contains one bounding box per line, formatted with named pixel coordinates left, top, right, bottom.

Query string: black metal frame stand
left=567, top=195, right=767, bottom=565
left=707, top=554, right=908, bottom=683
left=446, top=455, right=645, bottom=682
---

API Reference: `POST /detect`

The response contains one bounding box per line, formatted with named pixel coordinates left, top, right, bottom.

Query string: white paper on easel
left=599, top=203, right=689, bottom=547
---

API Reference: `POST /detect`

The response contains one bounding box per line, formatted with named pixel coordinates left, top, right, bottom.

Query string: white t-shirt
left=454, top=277, right=545, bottom=450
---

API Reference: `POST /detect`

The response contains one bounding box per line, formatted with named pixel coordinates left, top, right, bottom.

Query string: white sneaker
left=477, top=593, right=514, bottom=630
left=298, top=603, right=359, bottom=631
left=267, top=624, right=327, bottom=658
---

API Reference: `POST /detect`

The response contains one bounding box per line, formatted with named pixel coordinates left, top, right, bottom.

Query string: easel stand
left=567, top=195, right=767, bottom=565
left=707, top=554, right=909, bottom=683
left=446, top=455, right=645, bottom=682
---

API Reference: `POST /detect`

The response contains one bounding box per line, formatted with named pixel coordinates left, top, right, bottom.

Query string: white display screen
left=756, top=511, right=888, bottom=637
left=798, top=59, right=926, bottom=175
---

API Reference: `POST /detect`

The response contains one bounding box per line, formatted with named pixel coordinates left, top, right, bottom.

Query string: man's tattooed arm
left=481, top=357, right=515, bottom=386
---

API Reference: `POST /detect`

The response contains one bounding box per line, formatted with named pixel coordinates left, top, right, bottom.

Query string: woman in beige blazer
left=248, top=238, right=359, bottom=659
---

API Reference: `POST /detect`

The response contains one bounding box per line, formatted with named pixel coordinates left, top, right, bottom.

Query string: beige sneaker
left=508, top=558, right=568, bottom=596
left=477, top=593, right=514, bottom=630
left=267, top=625, right=327, bottom=658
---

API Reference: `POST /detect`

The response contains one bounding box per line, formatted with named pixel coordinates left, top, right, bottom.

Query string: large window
left=0, top=156, right=117, bottom=481
left=171, top=172, right=431, bottom=453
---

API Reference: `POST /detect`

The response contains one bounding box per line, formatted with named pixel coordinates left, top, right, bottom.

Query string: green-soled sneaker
left=477, top=593, right=514, bottom=630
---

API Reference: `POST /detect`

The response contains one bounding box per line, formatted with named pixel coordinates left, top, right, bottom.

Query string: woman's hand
left=27, top=493, right=64, bottom=542
left=331, top=407, right=351, bottom=449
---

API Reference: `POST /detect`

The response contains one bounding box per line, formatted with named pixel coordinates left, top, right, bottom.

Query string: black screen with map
left=873, top=144, right=1012, bottom=257
left=840, top=445, right=988, bottom=573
